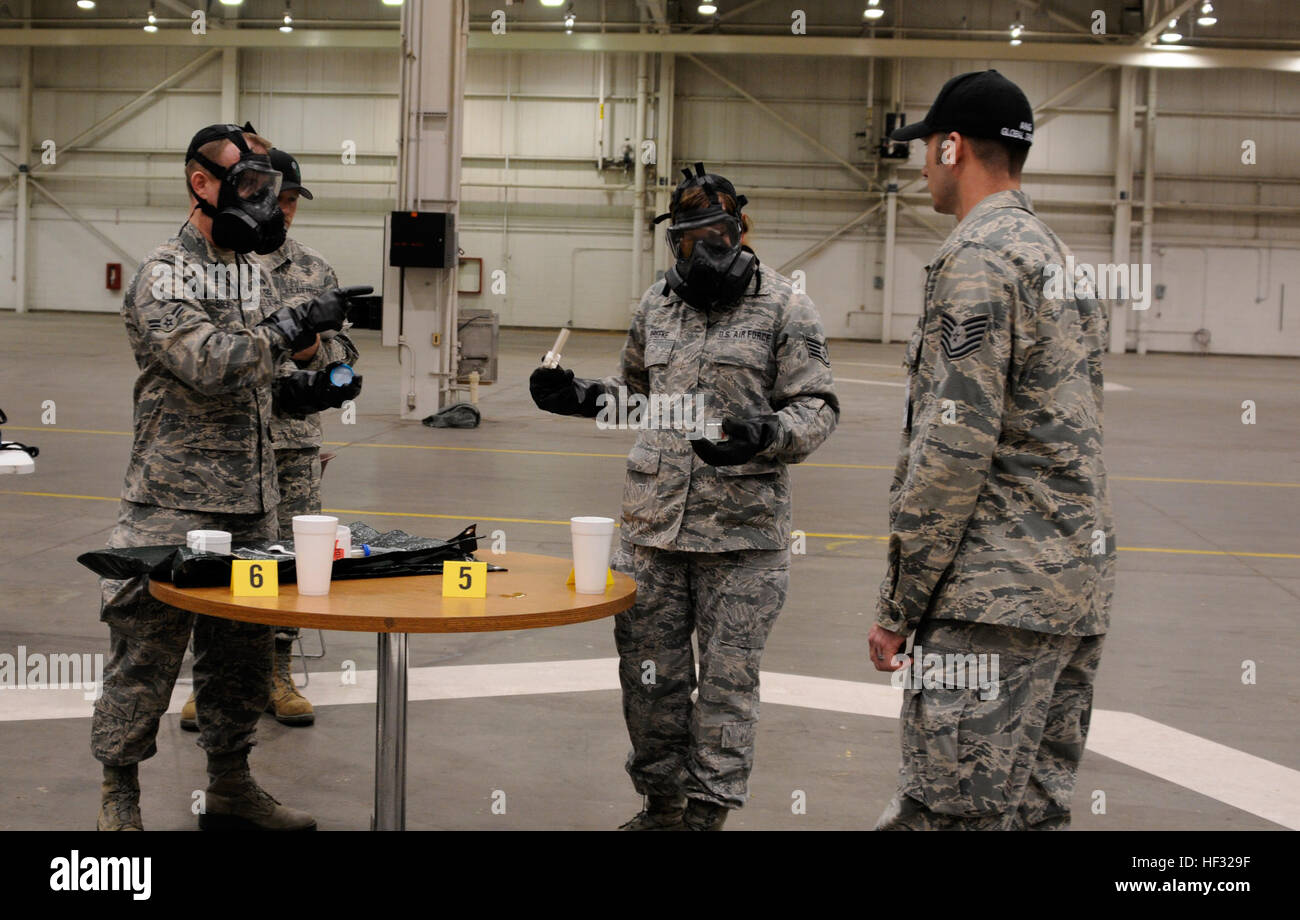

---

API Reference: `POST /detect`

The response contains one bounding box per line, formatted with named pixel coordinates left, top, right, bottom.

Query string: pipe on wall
left=630, top=47, right=648, bottom=304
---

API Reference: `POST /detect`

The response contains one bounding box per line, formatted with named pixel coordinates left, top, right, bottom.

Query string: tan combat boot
left=682, top=798, right=729, bottom=831
left=180, top=691, right=197, bottom=731
left=618, top=794, right=687, bottom=831
left=97, top=763, right=143, bottom=831
left=267, top=638, right=314, bottom=726
left=199, top=751, right=316, bottom=831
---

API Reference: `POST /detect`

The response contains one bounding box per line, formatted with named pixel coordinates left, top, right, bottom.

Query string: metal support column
left=653, top=52, right=675, bottom=274
left=1109, top=66, right=1136, bottom=354
left=631, top=49, right=649, bottom=304
left=388, top=0, right=469, bottom=418
left=221, top=48, right=238, bottom=123
left=373, top=632, right=409, bottom=831
left=14, top=45, right=31, bottom=313
left=880, top=58, right=903, bottom=344
left=882, top=177, right=898, bottom=344
left=1137, top=69, right=1157, bottom=356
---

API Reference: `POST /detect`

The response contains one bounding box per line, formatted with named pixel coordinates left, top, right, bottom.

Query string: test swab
left=542, top=328, right=571, bottom=369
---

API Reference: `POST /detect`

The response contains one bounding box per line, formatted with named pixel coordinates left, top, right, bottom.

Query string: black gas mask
left=653, top=162, right=759, bottom=312
left=185, top=122, right=286, bottom=255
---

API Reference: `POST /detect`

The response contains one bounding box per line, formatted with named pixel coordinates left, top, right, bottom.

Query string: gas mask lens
left=233, top=165, right=281, bottom=201
left=667, top=213, right=740, bottom=259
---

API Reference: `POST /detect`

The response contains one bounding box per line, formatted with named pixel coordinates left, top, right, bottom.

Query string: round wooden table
left=150, top=552, right=636, bottom=830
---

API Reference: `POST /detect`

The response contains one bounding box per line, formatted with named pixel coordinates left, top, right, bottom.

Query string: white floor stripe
left=3, top=658, right=1294, bottom=828
left=1085, top=710, right=1300, bottom=830
left=835, top=377, right=906, bottom=388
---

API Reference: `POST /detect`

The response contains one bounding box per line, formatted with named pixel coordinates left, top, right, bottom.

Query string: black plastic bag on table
left=76, top=523, right=489, bottom=588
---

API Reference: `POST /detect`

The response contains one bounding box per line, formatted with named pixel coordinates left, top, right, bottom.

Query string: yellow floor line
left=6, top=426, right=1297, bottom=484
left=4, top=489, right=1298, bottom=559
left=1113, top=474, right=1300, bottom=488
left=327, top=441, right=629, bottom=460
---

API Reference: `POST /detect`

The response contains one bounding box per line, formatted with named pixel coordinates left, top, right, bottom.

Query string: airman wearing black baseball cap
left=269, top=147, right=314, bottom=200
left=871, top=72, right=1115, bottom=835
left=891, top=69, right=1034, bottom=146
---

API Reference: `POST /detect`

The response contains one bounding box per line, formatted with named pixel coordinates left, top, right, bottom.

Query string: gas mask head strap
left=185, top=122, right=262, bottom=210
left=652, top=162, right=748, bottom=227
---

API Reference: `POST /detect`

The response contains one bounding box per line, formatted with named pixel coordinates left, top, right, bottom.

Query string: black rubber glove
left=273, top=363, right=364, bottom=417
left=691, top=414, right=782, bottom=467
left=529, top=366, right=605, bottom=418
left=261, top=285, right=373, bottom=353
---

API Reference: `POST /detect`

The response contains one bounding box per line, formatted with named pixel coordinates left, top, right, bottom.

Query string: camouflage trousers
left=273, top=446, right=322, bottom=641
left=613, top=543, right=789, bottom=808
left=876, top=619, right=1105, bottom=830
left=91, top=500, right=278, bottom=766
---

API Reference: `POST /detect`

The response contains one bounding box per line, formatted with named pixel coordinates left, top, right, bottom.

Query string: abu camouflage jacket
left=878, top=190, right=1115, bottom=638
left=606, top=265, right=839, bottom=552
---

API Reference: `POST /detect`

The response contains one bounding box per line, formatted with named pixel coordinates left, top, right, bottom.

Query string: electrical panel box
left=880, top=113, right=911, bottom=160
left=388, top=211, right=456, bottom=268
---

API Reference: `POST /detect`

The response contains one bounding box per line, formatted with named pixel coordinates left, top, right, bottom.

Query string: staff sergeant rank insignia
left=939, top=313, right=990, bottom=360
left=804, top=335, right=830, bottom=367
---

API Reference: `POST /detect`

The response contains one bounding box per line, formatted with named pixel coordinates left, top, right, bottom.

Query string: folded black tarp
left=77, top=522, right=502, bottom=588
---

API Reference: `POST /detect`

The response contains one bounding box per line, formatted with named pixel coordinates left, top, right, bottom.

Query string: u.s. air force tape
left=939, top=313, right=990, bottom=360
left=804, top=336, right=830, bottom=367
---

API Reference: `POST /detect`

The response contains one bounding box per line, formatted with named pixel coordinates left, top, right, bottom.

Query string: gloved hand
left=272, top=362, right=364, bottom=417
left=691, top=414, right=781, bottom=467
left=529, top=366, right=605, bottom=418
left=261, top=285, right=373, bottom=353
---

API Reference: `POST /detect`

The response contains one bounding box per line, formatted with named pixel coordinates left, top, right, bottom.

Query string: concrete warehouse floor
left=1, top=311, right=1296, bottom=831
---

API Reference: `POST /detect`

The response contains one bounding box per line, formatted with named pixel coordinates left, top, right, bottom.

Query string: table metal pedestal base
left=373, top=631, right=408, bottom=830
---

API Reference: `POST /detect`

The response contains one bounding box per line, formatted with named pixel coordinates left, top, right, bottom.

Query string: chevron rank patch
left=805, top=335, right=830, bottom=367
left=939, top=313, right=991, bottom=360
left=146, top=303, right=184, bottom=335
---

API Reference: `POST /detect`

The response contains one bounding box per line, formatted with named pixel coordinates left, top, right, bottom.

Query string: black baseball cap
left=269, top=148, right=313, bottom=199
left=891, top=70, right=1034, bottom=146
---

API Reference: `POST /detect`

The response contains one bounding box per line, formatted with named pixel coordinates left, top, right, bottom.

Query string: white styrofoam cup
left=293, top=515, right=339, bottom=596
left=571, top=516, right=615, bottom=595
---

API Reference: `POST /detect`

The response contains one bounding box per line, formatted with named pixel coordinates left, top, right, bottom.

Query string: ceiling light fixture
left=564, top=7, right=575, bottom=33
left=76, top=1, right=96, bottom=10
left=863, top=0, right=884, bottom=20
left=143, top=6, right=157, bottom=30
left=1159, top=17, right=1182, bottom=42
left=1197, top=2, right=1216, bottom=26
left=698, top=2, right=718, bottom=14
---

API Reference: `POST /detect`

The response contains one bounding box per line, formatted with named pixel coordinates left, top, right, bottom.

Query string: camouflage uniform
left=875, top=190, right=1115, bottom=829
left=608, top=265, right=839, bottom=808
left=259, top=237, right=359, bottom=640
left=92, top=221, right=291, bottom=765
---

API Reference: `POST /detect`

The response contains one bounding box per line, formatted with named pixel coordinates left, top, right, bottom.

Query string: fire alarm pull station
left=106, top=263, right=122, bottom=291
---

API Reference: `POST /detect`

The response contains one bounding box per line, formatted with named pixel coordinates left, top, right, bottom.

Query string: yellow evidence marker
left=443, top=560, right=488, bottom=598
left=231, top=559, right=279, bottom=596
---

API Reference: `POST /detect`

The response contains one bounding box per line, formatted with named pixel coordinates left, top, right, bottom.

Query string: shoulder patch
left=939, top=313, right=990, bottom=360
left=804, top=335, right=830, bottom=367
